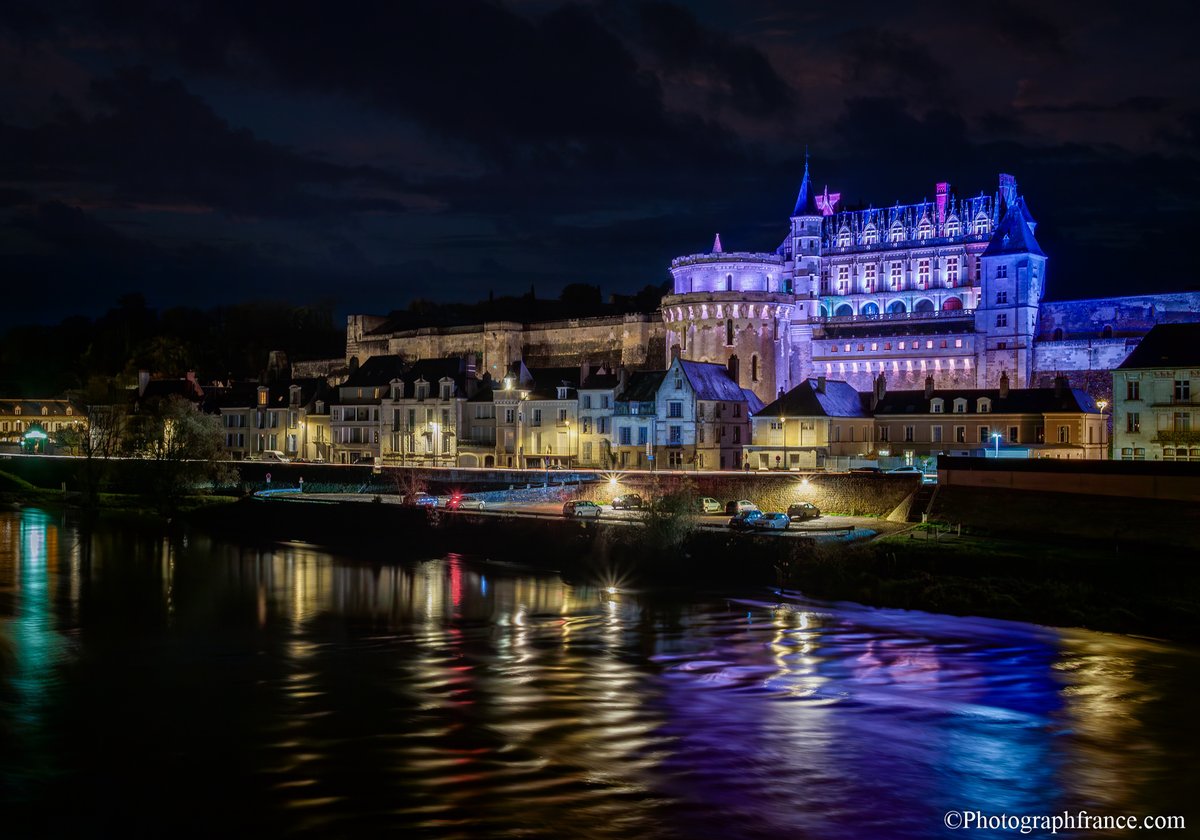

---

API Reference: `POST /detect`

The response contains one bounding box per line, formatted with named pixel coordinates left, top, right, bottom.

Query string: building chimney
left=999, top=370, right=1010, bottom=399
left=138, top=369, right=150, bottom=397
left=465, top=354, right=477, bottom=379
left=617, top=366, right=629, bottom=396
left=923, top=375, right=935, bottom=400
left=727, top=354, right=740, bottom=384
left=670, top=343, right=681, bottom=361
left=816, top=375, right=826, bottom=394
left=778, top=388, right=785, bottom=401
left=1054, top=373, right=1069, bottom=398
left=580, top=360, right=590, bottom=388
left=871, top=372, right=887, bottom=412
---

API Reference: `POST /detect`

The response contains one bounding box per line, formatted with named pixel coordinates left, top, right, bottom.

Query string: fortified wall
left=347, top=313, right=667, bottom=375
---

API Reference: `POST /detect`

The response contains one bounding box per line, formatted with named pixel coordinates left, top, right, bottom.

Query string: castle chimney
left=580, top=360, right=589, bottom=388
left=617, top=366, right=629, bottom=396
left=871, top=372, right=887, bottom=411
left=816, top=375, right=826, bottom=394
left=999, top=370, right=1010, bottom=399
left=1054, top=373, right=1069, bottom=398
left=924, top=375, right=934, bottom=400
left=138, top=369, right=150, bottom=397
left=670, top=343, right=681, bottom=361
left=727, top=354, right=740, bottom=384
left=778, top=388, right=785, bottom=400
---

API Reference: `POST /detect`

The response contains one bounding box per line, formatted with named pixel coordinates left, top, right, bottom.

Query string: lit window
left=955, top=339, right=963, bottom=348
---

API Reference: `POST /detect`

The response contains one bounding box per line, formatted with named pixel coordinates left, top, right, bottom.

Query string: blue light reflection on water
left=0, top=508, right=1197, bottom=838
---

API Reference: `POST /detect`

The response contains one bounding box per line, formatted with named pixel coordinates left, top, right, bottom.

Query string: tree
left=125, top=395, right=234, bottom=508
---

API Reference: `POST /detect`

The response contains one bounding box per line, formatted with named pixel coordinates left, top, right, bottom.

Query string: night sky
left=3, top=1, right=1198, bottom=328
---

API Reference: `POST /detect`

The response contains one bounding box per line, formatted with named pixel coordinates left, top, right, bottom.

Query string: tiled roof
left=677, top=359, right=746, bottom=402
left=874, top=386, right=1098, bottom=415
left=617, top=370, right=666, bottom=402
left=982, top=198, right=1045, bottom=257
left=1117, top=323, right=1200, bottom=369
left=755, top=378, right=870, bottom=419
left=0, top=398, right=81, bottom=416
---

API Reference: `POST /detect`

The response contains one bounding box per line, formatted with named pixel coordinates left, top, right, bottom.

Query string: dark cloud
left=989, top=1, right=1069, bottom=58
left=0, top=67, right=415, bottom=218
left=0, top=1, right=1198, bottom=329
left=837, top=28, right=954, bottom=105
left=633, top=1, right=794, bottom=118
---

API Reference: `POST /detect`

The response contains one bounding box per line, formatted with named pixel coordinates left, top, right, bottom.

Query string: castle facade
left=348, top=165, right=1200, bottom=407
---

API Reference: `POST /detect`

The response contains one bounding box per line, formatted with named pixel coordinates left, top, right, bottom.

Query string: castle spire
left=792, top=154, right=821, bottom=217
left=712, top=233, right=723, bottom=253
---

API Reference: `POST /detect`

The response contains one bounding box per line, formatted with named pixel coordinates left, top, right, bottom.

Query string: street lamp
left=991, top=432, right=1001, bottom=458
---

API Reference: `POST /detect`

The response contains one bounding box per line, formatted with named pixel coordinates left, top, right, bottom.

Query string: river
left=1, top=507, right=1196, bottom=838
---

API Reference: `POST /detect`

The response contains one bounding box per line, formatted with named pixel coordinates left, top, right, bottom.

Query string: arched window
left=751, top=355, right=759, bottom=382
left=726, top=274, right=733, bottom=291
left=1102, top=325, right=1113, bottom=339
left=860, top=301, right=880, bottom=316
left=914, top=298, right=935, bottom=313
left=835, top=304, right=854, bottom=317
left=887, top=300, right=907, bottom=315
left=726, top=319, right=734, bottom=346
left=941, top=296, right=963, bottom=311
left=1053, top=328, right=1064, bottom=341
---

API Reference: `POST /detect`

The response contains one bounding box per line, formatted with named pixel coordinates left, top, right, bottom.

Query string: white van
left=259, top=450, right=290, bottom=463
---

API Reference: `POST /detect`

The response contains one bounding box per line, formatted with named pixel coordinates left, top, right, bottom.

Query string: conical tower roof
left=792, top=158, right=821, bottom=217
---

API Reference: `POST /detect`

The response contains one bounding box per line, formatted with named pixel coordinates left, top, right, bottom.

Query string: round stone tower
left=662, top=233, right=794, bottom=405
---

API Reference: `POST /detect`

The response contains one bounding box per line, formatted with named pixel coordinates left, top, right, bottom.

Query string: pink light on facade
left=816, top=185, right=841, bottom=216
left=936, top=182, right=949, bottom=225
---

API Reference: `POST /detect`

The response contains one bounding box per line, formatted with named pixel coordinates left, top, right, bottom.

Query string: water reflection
left=0, top=508, right=1197, bottom=838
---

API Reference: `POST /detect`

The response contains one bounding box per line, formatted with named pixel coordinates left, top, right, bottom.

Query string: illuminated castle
left=663, top=164, right=1200, bottom=405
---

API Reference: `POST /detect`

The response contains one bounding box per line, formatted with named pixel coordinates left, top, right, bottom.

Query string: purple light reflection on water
left=0, top=508, right=1197, bottom=838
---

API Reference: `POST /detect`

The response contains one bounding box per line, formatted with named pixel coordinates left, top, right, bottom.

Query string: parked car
left=728, top=510, right=764, bottom=531
left=885, top=466, right=923, bottom=475
left=612, top=493, right=644, bottom=510
left=563, top=500, right=602, bottom=519
left=725, top=499, right=760, bottom=515
left=694, top=496, right=723, bottom=514
left=753, top=512, right=791, bottom=531
left=787, top=502, right=822, bottom=521
left=253, top=449, right=291, bottom=463
left=849, top=466, right=882, bottom=474
left=446, top=495, right=485, bottom=510
left=403, top=493, right=438, bottom=508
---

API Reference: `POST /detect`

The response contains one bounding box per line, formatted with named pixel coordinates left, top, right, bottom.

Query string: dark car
left=728, top=510, right=764, bottom=531
left=612, top=494, right=644, bottom=510
left=787, top=502, right=821, bottom=521
left=849, top=466, right=882, bottom=474
left=403, top=493, right=438, bottom=508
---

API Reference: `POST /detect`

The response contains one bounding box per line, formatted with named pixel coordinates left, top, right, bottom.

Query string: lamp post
left=991, top=432, right=1001, bottom=458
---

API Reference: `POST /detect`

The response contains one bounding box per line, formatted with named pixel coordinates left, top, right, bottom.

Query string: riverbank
left=181, top=496, right=1200, bottom=642
left=5, top=475, right=1196, bottom=641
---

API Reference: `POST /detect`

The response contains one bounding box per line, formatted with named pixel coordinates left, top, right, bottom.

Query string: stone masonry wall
left=571, top=472, right=919, bottom=517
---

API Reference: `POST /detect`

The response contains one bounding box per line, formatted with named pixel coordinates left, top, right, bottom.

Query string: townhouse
left=1113, top=323, right=1200, bottom=462
left=743, top=376, right=870, bottom=469
left=212, top=378, right=331, bottom=462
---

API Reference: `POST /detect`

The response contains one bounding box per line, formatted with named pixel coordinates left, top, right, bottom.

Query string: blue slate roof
left=874, top=386, right=1098, bottom=415
left=1117, top=323, right=1200, bottom=369
left=982, top=198, right=1045, bottom=257
left=617, top=370, right=666, bottom=402
left=755, top=378, right=870, bottom=419
left=677, top=359, right=747, bottom=402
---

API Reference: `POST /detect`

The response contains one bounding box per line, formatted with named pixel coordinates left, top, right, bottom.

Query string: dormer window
left=66, top=406, right=73, bottom=416
left=916, top=219, right=932, bottom=239
left=837, top=227, right=851, bottom=247
left=257, top=389, right=268, bottom=406
left=416, top=381, right=429, bottom=400
left=953, top=398, right=967, bottom=414
left=977, top=398, right=991, bottom=414
left=973, top=213, right=989, bottom=235
left=930, top=399, right=944, bottom=414
left=862, top=225, right=878, bottom=245
left=41, top=406, right=48, bottom=416
left=315, top=400, right=325, bottom=413
left=391, top=380, right=403, bottom=400
left=440, top=382, right=452, bottom=400
left=556, top=386, right=568, bottom=400
left=13, top=406, right=20, bottom=416
left=888, top=221, right=905, bottom=243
